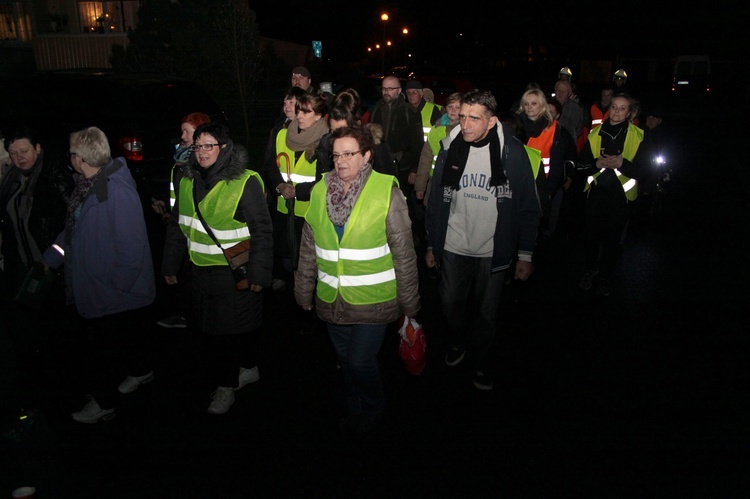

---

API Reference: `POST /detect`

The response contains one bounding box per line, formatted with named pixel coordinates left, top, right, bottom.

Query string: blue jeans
left=327, top=323, right=387, bottom=417
left=439, top=251, right=506, bottom=371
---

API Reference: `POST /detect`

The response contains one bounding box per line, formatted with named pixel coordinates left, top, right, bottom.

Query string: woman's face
left=181, top=122, right=197, bottom=146
left=7, top=138, right=41, bottom=171
left=608, top=97, right=631, bottom=125
left=283, top=97, right=297, bottom=120
left=446, top=101, right=461, bottom=124
left=296, top=104, right=322, bottom=130
left=523, top=94, right=544, bottom=121
left=193, top=133, right=224, bottom=169
left=333, top=136, right=370, bottom=185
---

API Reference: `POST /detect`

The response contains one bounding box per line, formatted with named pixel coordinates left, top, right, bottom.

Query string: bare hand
left=250, top=284, right=263, bottom=292
left=278, top=183, right=295, bottom=200
left=514, top=260, right=534, bottom=281
left=164, top=275, right=178, bottom=285
left=416, top=191, right=424, bottom=200
left=408, top=172, right=417, bottom=185
left=151, top=199, right=167, bottom=214
left=425, top=250, right=435, bottom=268
left=597, top=154, right=624, bottom=170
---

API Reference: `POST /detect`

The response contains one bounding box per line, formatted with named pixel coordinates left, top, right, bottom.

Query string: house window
left=0, top=2, right=32, bottom=41
left=77, top=1, right=138, bottom=33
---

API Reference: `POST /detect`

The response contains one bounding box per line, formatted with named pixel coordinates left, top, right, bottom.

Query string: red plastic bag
left=397, top=315, right=426, bottom=376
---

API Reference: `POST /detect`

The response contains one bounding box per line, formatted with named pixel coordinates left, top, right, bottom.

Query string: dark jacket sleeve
left=239, top=176, right=273, bottom=287
left=401, top=107, right=426, bottom=173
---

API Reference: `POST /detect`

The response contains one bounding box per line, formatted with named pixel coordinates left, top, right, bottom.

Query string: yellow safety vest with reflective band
left=177, top=170, right=260, bottom=266
left=305, top=172, right=397, bottom=305
left=275, top=128, right=317, bottom=217
left=419, top=102, right=442, bottom=141
left=524, top=145, right=543, bottom=180
left=426, top=126, right=448, bottom=178
left=585, top=123, right=644, bottom=201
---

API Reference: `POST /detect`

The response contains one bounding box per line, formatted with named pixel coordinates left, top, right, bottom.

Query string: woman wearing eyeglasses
left=295, top=125, right=420, bottom=435
left=267, top=92, right=329, bottom=334
left=161, top=121, right=273, bottom=415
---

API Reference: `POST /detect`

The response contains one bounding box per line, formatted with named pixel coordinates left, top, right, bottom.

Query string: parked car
left=1, top=69, right=227, bottom=200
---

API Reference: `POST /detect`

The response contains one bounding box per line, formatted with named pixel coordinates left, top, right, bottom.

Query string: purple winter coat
left=43, top=157, right=155, bottom=318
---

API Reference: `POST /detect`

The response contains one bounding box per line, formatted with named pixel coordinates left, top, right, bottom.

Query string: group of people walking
left=0, top=64, right=656, bottom=436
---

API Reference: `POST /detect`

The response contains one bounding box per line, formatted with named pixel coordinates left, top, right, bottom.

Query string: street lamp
left=402, top=27, right=409, bottom=66
left=380, top=13, right=388, bottom=73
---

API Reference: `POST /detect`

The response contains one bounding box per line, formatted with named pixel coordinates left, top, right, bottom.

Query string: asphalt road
left=2, top=108, right=748, bottom=497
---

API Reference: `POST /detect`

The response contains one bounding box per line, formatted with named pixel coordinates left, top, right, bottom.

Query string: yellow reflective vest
left=585, top=123, right=644, bottom=201
left=426, top=125, right=448, bottom=178
left=275, top=128, right=317, bottom=217
left=419, top=101, right=442, bottom=141
left=524, top=145, right=543, bottom=181
left=177, top=170, right=260, bottom=266
left=305, top=172, right=397, bottom=305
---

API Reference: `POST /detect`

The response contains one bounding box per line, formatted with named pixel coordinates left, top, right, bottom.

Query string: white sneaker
left=235, top=366, right=260, bottom=391
left=207, top=387, right=235, bottom=415
left=117, top=371, right=155, bottom=394
left=72, top=396, right=115, bottom=424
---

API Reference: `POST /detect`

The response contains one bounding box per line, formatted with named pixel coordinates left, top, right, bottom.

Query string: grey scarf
left=285, top=117, right=329, bottom=162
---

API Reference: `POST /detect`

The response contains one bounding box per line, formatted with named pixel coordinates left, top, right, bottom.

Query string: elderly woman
left=295, top=125, right=421, bottom=434
left=42, top=126, right=155, bottom=423
left=0, top=126, right=72, bottom=301
left=515, top=88, right=577, bottom=237
left=161, top=121, right=272, bottom=415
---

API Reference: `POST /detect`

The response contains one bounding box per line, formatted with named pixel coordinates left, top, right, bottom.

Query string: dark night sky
left=249, top=1, right=742, bottom=67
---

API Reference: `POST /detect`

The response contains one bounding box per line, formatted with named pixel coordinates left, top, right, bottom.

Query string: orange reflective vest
left=526, top=121, right=557, bottom=179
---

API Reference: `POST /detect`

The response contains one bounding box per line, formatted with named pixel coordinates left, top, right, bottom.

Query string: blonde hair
left=70, top=126, right=111, bottom=167
left=517, top=88, right=554, bottom=125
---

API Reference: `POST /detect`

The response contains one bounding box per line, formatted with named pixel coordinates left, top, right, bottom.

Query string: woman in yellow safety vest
left=575, top=94, right=650, bottom=297
left=162, top=121, right=273, bottom=416
left=295, top=125, right=420, bottom=435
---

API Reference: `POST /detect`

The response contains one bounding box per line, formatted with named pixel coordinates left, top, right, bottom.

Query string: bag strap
left=192, top=185, right=225, bottom=251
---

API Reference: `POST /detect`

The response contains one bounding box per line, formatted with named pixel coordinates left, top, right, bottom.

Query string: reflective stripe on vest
left=177, top=170, right=260, bottom=266
left=275, top=128, right=317, bottom=217
left=426, top=125, right=448, bottom=178
left=419, top=101, right=442, bottom=142
left=305, top=171, right=397, bottom=305
left=590, top=104, right=609, bottom=130
left=527, top=121, right=556, bottom=179
left=584, top=123, right=644, bottom=201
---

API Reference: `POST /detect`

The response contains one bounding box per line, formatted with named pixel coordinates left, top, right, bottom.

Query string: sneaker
left=207, top=387, right=235, bottom=415
left=156, top=314, right=187, bottom=328
left=117, top=371, right=155, bottom=394
left=472, top=371, right=494, bottom=391
left=235, top=366, right=260, bottom=391
left=445, top=346, right=466, bottom=367
left=578, top=269, right=599, bottom=291
left=595, top=279, right=611, bottom=297
left=72, top=396, right=115, bottom=424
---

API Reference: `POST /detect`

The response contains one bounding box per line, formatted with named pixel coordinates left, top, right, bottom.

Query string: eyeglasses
left=192, top=143, right=222, bottom=151
left=382, top=87, right=401, bottom=92
left=332, top=151, right=361, bottom=162
left=67, top=152, right=79, bottom=158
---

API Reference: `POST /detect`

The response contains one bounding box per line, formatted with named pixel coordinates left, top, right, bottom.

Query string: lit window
left=78, top=1, right=138, bottom=33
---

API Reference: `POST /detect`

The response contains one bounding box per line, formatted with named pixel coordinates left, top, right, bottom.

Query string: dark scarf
left=326, top=163, right=372, bottom=226
left=519, top=114, right=550, bottom=141
left=442, top=124, right=507, bottom=188
left=66, top=168, right=102, bottom=241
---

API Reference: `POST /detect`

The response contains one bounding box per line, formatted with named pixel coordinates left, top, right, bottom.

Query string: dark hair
left=181, top=112, right=211, bottom=129
left=329, top=88, right=362, bottom=126
left=284, top=86, right=307, bottom=101
left=4, top=125, right=39, bottom=150
left=330, top=125, right=375, bottom=159
left=461, top=89, right=497, bottom=117
left=295, top=93, right=328, bottom=117
left=193, top=121, right=231, bottom=145
left=547, top=97, right=562, bottom=115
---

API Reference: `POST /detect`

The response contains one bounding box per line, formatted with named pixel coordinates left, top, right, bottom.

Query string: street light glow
left=381, top=13, right=389, bottom=21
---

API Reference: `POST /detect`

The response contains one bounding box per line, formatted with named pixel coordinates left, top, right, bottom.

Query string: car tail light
left=118, top=136, right=143, bottom=161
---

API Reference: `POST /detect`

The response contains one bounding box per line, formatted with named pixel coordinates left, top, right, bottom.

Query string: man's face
left=645, top=115, right=662, bottom=130
left=406, top=88, right=422, bottom=107
left=292, top=73, right=311, bottom=90
left=381, top=77, right=401, bottom=104
left=459, top=103, right=496, bottom=143
left=555, top=83, right=571, bottom=105
left=601, top=89, right=613, bottom=108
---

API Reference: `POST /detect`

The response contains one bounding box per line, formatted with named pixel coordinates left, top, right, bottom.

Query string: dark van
left=1, top=70, right=226, bottom=198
